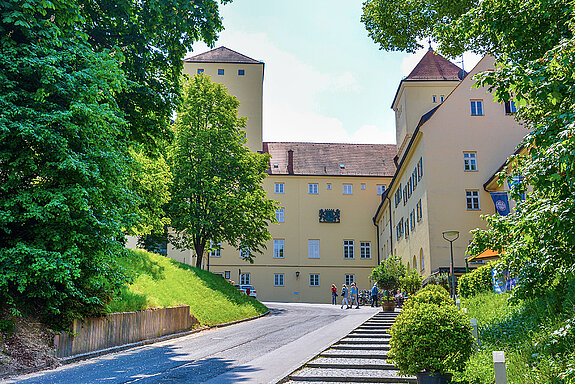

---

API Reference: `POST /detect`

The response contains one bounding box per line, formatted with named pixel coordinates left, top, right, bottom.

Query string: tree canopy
left=167, top=74, right=277, bottom=269
left=362, top=0, right=575, bottom=299
left=0, top=0, right=228, bottom=325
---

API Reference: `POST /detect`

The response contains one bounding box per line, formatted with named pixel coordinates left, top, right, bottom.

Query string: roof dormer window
left=340, top=164, right=345, bottom=169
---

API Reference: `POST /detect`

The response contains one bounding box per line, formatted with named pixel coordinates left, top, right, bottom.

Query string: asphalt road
left=6, top=302, right=380, bottom=384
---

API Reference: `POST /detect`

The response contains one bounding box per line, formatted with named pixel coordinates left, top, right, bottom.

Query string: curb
left=59, top=309, right=270, bottom=365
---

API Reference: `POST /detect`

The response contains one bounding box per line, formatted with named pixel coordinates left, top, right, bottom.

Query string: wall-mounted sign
left=319, top=209, right=340, bottom=223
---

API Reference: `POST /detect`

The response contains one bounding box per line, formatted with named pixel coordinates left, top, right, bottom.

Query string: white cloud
left=191, top=31, right=369, bottom=143
left=350, top=125, right=396, bottom=144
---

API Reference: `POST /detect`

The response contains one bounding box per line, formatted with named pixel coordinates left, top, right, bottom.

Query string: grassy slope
left=108, top=249, right=267, bottom=326
left=454, top=291, right=575, bottom=383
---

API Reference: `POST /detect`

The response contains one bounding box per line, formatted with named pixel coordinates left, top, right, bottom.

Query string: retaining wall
left=54, top=306, right=198, bottom=358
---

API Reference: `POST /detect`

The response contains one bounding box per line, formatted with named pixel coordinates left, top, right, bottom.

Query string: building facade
left=165, top=47, right=396, bottom=303
left=374, top=51, right=529, bottom=278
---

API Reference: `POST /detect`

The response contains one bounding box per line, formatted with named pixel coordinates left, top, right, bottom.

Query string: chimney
left=287, top=149, right=294, bottom=174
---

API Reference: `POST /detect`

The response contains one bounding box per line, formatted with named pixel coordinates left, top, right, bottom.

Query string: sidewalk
left=204, top=303, right=381, bottom=384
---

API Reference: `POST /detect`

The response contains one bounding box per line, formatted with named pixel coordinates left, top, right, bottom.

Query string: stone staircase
left=284, top=311, right=417, bottom=383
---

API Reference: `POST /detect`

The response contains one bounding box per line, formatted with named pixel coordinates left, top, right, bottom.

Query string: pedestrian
left=350, top=282, right=359, bottom=309
left=371, top=283, right=379, bottom=307
left=394, top=289, right=403, bottom=308
left=331, top=284, right=338, bottom=305
left=341, top=284, right=350, bottom=309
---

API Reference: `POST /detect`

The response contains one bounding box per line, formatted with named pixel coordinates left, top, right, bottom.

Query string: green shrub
left=400, top=269, right=423, bottom=295
left=404, top=287, right=454, bottom=311
left=458, top=263, right=493, bottom=298
left=371, top=254, right=406, bottom=291
left=419, top=284, right=451, bottom=297
left=389, top=302, right=474, bottom=376
left=426, top=272, right=450, bottom=291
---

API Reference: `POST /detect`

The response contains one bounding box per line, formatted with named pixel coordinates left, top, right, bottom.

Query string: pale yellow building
left=374, top=50, right=529, bottom=278
left=166, top=47, right=396, bottom=302
left=182, top=47, right=264, bottom=152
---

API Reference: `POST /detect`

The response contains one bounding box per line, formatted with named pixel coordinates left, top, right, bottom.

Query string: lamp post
left=442, top=230, right=460, bottom=300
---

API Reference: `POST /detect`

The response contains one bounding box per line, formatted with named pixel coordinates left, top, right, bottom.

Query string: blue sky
left=191, top=0, right=480, bottom=144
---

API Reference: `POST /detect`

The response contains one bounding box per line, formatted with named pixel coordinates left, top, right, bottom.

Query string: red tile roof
left=184, top=46, right=263, bottom=64
left=405, top=49, right=463, bottom=81
left=263, top=142, right=397, bottom=177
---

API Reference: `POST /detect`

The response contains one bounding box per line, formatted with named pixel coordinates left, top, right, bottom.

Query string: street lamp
left=442, top=230, right=460, bottom=300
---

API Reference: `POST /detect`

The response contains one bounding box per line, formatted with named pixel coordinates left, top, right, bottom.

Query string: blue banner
left=490, top=192, right=510, bottom=216
left=492, top=269, right=517, bottom=294
left=508, top=176, right=526, bottom=201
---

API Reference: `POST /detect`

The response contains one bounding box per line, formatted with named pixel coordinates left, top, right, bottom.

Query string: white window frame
left=274, top=183, right=284, bottom=194
left=466, top=190, right=481, bottom=210
left=505, top=100, right=517, bottom=114
left=360, top=242, right=371, bottom=259
left=209, top=241, right=221, bottom=257
left=345, top=274, right=355, bottom=286
left=224, top=271, right=231, bottom=279
left=240, top=273, right=250, bottom=285
left=275, top=208, right=285, bottom=223
left=273, top=239, right=285, bottom=258
left=240, top=248, right=251, bottom=259
left=464, top=152, right=478, bottom=172
left=343, top=184, right=353, bottom=195
left=417, top=199, right=423, bottom=222
left=274, top=273, right=284, bottom=287
left=470, top=100, right=484, bottom=116
left=308, top=240, right=320, bottom=259
left=309, top=274, right=320, bottom=287
left=308, top=183, right=319, bottom=194
left=343, top=240, right=355, bottom=259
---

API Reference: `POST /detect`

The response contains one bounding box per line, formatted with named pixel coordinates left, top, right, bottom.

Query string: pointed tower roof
left=405, top=49, right=462, bottom=81
left=184, top=46, right=263, bottom=64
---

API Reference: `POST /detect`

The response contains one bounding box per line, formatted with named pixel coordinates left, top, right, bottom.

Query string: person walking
left=331, top=284, right=338, bottom=305
left=350, top=282, right=360, bottom=309
left=371, top=283, right=379, bottom=307
left=340, top=284, right=350, bottom=309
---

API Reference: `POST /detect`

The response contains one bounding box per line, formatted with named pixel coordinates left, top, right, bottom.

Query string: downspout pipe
left=386, top=194, right=393, bottom=255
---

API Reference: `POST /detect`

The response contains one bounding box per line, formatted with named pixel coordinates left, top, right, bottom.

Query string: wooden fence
left=54, top=306, right=198, bottom=358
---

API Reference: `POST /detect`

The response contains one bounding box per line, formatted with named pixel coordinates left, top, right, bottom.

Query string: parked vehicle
left=238, top=284, right=257, bottom=298
left=358, top=290, right=370, bottom=306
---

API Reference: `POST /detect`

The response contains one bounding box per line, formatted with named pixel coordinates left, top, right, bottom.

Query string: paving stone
left=320, top=349, right=389, bottom=359
left=289, top=367, right=417, bottom=383
left=331, top=344, right=390, bottom=350
left=338, top=338, right=390, bottom=344
left=307, top=357, right=397, bottom=369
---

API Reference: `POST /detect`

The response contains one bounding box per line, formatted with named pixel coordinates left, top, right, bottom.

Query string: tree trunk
left=194, top=244, right=206, bottom=269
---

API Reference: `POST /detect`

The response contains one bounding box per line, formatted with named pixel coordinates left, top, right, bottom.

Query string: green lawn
left=454, top=290, right=575, bottom=383
left=108, top=249, right=268, bottom=326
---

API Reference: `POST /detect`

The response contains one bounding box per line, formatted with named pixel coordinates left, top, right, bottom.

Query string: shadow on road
left=11, top=343, right=260, bottom=384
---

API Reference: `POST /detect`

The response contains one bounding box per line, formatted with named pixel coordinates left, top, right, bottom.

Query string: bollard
left=456, top=298, right=461, bottom=310
left=493, top=351, right=508, bottom=384
left=470, top=318, right=481, bottom=349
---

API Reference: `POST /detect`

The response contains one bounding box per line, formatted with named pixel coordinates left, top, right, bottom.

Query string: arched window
left=420, top=248, right=424, bottom=270
left=413, top=255, right=417, bottom=271
left=407, top=262, right=410, bottom=270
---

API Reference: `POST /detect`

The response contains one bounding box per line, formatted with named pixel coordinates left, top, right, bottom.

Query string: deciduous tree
left=361, top=0, right=575, bottom=299
left=167, top=75, right=277, bottom=269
